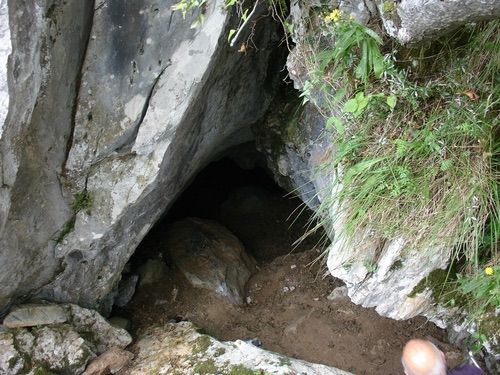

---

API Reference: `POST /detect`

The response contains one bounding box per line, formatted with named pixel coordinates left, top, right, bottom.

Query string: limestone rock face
left=0, top=302, right=131, bottom=374
left=3, top=303, right=69, bottom=328
left=122, top=321, right=353, bottom=375
left=0, top=0, right=94, bottom=316
left=164, top=218, right=257, bottom=305
left=0, top=0, right=280, bottom=313
left=377, top=0, right=500, bottom=44
left=0, top=0, right=10, bottom=134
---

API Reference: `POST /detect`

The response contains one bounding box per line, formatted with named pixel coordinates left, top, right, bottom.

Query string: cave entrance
left=114, top=142, right=454, bottom=375
left=131, top=142, right=321, bottom=266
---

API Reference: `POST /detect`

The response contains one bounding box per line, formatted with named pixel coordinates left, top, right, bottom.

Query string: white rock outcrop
left=0, top=0, right=10, bottom=136
left=123, top=321, right=353, bottom=375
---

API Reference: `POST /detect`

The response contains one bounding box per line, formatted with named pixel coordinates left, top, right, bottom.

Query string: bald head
left=402, top=339, right=447, bottom=375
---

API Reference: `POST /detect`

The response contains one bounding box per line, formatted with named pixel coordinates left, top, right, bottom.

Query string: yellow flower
left=325, top=9, right=342, bottom=23
left=485, top=266, right=494, bottom=276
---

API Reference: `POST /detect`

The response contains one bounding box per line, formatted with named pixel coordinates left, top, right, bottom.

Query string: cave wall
left=0, top=0, right=9, bottom=133
left=256, top=0, right=497, bottom=322
left=0, top=0, right=94, bottom=315
left=0, top=0, right=281, bottom=314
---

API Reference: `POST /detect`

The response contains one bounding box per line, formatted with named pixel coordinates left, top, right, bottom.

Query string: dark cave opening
left=130, top=141, right=322, bottom=266
left=112, top=144, right=453, bottom=375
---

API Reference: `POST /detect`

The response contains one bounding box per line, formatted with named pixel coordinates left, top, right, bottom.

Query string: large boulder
left=163, top=218, right=257, bottom=305
left=0, top=0, right=282, bottom=314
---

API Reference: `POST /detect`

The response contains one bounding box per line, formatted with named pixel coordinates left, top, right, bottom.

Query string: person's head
left=402, top=339, right=447, bottom=375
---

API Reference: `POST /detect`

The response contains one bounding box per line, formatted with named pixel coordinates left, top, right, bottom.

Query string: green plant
left=54, top=217, right=76, bottom=244
left=226, top=364, right=263, bottom=375
left=33, top=367, right=57, bottom=375
left=172, top=0, right=207, bottom=28
left=363, top=259, right=378, bottom=274
left=298, top=10, right=498, bottom=347
left=304, top=15, right=498, bottom=254
left=192, top=335, right=212, bottom=355
left=457, top=266, right=500, bottom=345
left=71, top=191, right=93, bottom=213
left=193, top=359, right=217, bottom=374
left=53, top=191, right=93, bottom=243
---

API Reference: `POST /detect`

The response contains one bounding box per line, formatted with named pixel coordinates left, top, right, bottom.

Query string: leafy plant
left=298, top=10, right=499, bottom=346
left=71, top=191, right=93, bottom=213
left=458, top=266, right=499, bottom=320
left=172, top=0, right=207, bottom=28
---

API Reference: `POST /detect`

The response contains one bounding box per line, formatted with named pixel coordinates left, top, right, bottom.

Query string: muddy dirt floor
left=117, top=158, right=464, bottom=375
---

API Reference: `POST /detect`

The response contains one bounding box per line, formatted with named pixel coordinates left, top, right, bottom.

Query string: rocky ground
left=115, top=160, right=464, bottom=375
left=118, top=249, right=463, bottom=375
left=0, top=160, right=468, bottom=375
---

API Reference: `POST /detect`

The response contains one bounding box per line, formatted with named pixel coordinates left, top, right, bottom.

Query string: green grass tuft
left=298, top=14, right=499, bottom=346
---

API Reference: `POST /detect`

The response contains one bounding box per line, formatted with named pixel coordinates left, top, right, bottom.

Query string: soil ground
left=118, top=157, right=464, bottom=375
left=120, top=249, right=463, bottom=375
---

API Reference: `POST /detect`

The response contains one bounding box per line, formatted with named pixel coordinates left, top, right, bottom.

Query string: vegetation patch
left=71, top=191, right=93, bottom=213
left=213, top=347, right=226, bottom=357
left=296, top=11, right=498, bottom=348
left=193, top=359, right=217, bottom=374
left=33, top=367, right=57, bottom=375
left=54, top=217, right=76, bottom=244
left=192, top=335, right=212, bottom=355
left=226, top=364, right=264, bottom=375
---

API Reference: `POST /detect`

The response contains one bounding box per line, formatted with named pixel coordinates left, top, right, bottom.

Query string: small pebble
left=290, top=265, right=297, bottom=269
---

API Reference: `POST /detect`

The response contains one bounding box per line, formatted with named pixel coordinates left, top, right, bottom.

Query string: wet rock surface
left=163, top=218, right=257, bottom=305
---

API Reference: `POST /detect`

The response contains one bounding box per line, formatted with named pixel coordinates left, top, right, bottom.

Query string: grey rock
left=137, top=259, right=167, bottom=287
left=0, top=0, right=10, bottom=134
left=114, top=274, right=139, bottom=307
left=108, top=317, right=131, bottom=331
left=0, top=0, right=94, bottom=315
left=3, top=303, right=69, bottom=328
left=0, top=303, right=132, bottom=374
left=122, top=321, right=353, bottom=375
left=339, top=0, right=372, bottom=24
left=83, top=346, right=134, bottom=375
left=68, top=304, right=132, bottom=353
left=0, top=325, right=96, bottom=375
left=377, top=0, right=500, bottom=44
left=327, top=286, right=349, bottom=301
left=0, top=0, right=281, bottom=315
left=164, top=218, right=257, bottom=305
left=30, top=325, right=96, bottom=374
left=0, top=332, right=25, bottom=374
